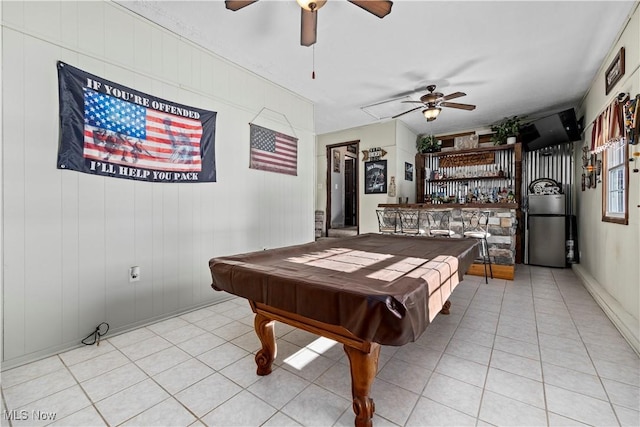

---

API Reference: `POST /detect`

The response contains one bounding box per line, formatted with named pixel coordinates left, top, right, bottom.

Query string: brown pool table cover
left=209, top=233, right=479, bottom=346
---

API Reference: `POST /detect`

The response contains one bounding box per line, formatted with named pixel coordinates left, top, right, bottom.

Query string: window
left=602, top=140, right=628, bottom=224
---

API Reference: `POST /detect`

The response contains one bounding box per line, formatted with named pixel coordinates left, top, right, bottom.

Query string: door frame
left=344, top=156, right=357, bottom=226
left=325, top=140, right=359, bottom=236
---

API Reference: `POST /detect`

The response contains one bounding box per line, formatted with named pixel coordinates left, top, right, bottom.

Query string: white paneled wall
left=575, top=5, right=639, bottom=353
left=395, top=121, right=420, bottom=203
left=1, top=1, right=315, bottom=367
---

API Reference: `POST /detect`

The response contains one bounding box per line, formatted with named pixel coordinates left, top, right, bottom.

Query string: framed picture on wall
left=605, top=47, right=625, bottom=95
left=405, top=162, right=413, bottom=181
left=333, top=150, right=340, bottom=173
left=364, top=160, right=387, bottom=194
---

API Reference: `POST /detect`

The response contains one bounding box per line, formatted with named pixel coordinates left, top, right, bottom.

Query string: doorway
left=326, top=141, right=359, bottom=237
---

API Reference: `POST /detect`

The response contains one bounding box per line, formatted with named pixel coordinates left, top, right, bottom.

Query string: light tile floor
left=2, top=265, right=639, bottom=426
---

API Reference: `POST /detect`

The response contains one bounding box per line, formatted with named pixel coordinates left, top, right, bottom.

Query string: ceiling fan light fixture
left=423, top=107, right=441, bottom=121
left=296, top=0, right=326, bottom=11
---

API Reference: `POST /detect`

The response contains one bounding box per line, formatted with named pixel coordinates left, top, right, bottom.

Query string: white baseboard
left=572, top=264, right=639, bottom=356
left=1, top=296, right=233, bottom=371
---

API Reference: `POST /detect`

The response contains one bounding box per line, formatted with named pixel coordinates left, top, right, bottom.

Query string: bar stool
left=462, top=210, right=493, bottom=283
left=398, top=209, right=421, bottom=235
left=376, top=209, right=398, bottom=234
left=425, top=210, right=455, bottom=237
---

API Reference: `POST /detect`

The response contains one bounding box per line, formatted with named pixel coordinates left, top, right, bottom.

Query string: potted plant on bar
left=417, top=134, right=441, bottom=153
left=491, top=116, right=523, bottom=145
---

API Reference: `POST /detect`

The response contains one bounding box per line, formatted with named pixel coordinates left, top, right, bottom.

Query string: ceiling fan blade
left=401, top=100, right=425, bottom=104
left=300, top=8, right=317, bottom=46
left=392, top=106, right=422, bottom=119
left=348, top=0, right=393, bottom=18
left=225, top=0, right=258, bottom=11
left=442, top=91, right=466, bottom=101
left=441, top=102, right=476, bottom=111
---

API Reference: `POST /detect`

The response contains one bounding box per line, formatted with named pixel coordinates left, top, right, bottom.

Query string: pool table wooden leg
left=254, top=313, right=276, bottom=376
left=344, top=342, right=381, bottom=427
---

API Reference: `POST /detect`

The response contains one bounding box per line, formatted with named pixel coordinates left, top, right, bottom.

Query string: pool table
left=209, top=233, right=479, bottom=427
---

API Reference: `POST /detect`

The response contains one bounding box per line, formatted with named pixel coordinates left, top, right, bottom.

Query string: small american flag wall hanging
left=249, top=123, right=298, bottom=176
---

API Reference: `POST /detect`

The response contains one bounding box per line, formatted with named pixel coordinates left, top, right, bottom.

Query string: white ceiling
left=117, top=0, right=636, bottom=137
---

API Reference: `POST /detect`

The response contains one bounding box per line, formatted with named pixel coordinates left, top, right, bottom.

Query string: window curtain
left=590, top=99, right=624, bottom=154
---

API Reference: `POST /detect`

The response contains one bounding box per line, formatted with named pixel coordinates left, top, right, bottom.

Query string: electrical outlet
left=129, top=266, right=140, bottom=282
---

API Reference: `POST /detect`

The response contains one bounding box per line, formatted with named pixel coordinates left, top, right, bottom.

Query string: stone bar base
left=379, top=204, right=518, bottom=269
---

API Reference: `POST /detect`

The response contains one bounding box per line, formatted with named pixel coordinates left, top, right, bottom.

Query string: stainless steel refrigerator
left=527, top=194, right=566, bottom=267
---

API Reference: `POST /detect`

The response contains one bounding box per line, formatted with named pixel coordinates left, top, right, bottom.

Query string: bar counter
left=379, top=203, right=519, bottom=209
left=378, top=204, right=520, bottom=279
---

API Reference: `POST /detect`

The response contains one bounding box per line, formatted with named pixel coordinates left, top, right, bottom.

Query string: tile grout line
left=54, top=305, right=232, bottom=426
left=529, top=266, right=552, bottom=427
left=474, top=276, right=508, bottom=426
left=550, top=269, right=624, bottom=426
left=140, top=308, right=248, bottom=427
left=55, top=353, right=111, bottom=427
left=141, top=303, right=333, bottom=427
left=1, top=386, right=12, bottom=427
left=402, top=276, right=485, bottom=425
left=2, top=272, right=637, bottom=427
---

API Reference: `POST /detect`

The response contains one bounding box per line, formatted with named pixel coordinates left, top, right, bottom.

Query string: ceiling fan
left=392, top=85, right=476, bottom=121
left=224, top=0, right=393, bottom=46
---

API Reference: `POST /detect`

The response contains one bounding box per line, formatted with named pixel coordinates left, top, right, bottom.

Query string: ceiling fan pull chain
left=312, top=45, right=316, bottom=80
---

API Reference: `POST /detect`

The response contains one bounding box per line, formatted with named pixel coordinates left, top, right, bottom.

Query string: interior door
left=344, top=157, right=356, bottom=226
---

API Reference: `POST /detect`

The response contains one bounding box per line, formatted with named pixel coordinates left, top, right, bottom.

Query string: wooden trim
left=326, top=140, right=360, bottom=149
left=514, top=143, right=523, bottom=263
left=420, top=143, right=519, bottom=157
left=378, top=203, right=519, bottom=209
left=326, top=141, right=361, bottom=236
left=467, top=263, right=514, bottom=280
left=602, top=214, right=628, bottom=225
left=601, top=138, right=629, bottom=225
left=438, top=131, right=476, bottom=139
left=250, top=301, right=371, bottom=352
left=325, top=147, right=332, bottom=235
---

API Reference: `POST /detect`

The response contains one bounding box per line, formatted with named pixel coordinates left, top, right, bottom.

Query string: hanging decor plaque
left=439, top=152, right=495, bottom=168
left=362, top=147, right=387, bottom=161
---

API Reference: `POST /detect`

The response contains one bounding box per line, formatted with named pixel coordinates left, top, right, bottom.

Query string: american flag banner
left=249, top=124, right=298, bottom=176
left=83, top=89, right=203, bottom=171
left=57, top=61, right=217, bottom=183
